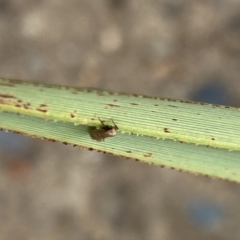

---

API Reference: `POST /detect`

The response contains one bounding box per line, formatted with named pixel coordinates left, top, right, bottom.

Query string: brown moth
left=89, top=118, right=118, bottom=142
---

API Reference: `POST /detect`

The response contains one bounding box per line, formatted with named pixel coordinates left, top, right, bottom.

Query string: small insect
left=89, top=118, right=118, bottom=142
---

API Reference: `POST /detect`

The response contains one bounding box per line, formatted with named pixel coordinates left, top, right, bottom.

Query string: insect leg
left=98, top=117, right=106, bottom=127
left=111, top=119, right=118, bottom=130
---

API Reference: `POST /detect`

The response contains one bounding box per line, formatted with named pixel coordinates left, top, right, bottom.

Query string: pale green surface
left=1, top=111, right=240, bottom=182
left=0, top=78, right=240, bottom=150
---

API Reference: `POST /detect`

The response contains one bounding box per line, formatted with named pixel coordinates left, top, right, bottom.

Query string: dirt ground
left=1, top=0, right=240, bottom=239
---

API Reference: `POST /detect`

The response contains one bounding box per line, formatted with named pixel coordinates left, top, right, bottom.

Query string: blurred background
left=0, top=0, right=240, bottom=239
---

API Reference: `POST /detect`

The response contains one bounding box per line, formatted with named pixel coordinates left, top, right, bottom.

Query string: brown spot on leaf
left=211, top=138, right=215, bottom=140
left=23, top=104, right=30, bottom=109
left=39, top=104, right=47, bottom=107
left=70, top=113, right=75, bottom=118
left=15, top=104, right=21, bottom=108
left=106, top=103, right=120, bottom=107
left=168, top=105, right=178, bottom=108
left=172, top=119, right=177, bottom=121
left=164, top=128, right=171, bottom=133
left=0, top=94, right=16, bottom=99
left=130, top=103, right=139, bottom=105
left=126, top=151, right=132, bottom=153
left=143, top=153, right=152, bottom=157
left=36, top=108, right=48, bottom=113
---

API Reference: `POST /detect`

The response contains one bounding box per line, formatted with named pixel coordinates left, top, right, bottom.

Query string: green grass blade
left=1, top=111, right=240, bottom=182
left=0, top=78, right=240, bottom=150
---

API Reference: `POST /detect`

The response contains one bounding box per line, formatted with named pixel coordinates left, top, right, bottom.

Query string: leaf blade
left=1, top=78, right=240, bottom=150
left=0, top=111, right=240, bottom=182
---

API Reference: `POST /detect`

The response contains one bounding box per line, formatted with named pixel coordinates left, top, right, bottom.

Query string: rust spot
left=15, top=104, right=21, bottom=108
left=63, top=142, right=68, bottom=145
left=172, top=119, right=177, bottom=121
left=89, top=148, right=93, bottom=151
left=168, top=105, right=178, bottom=108
left=180, top=100, right=193, bottom=104
left=36, top=103, right=48, bottom=113
left=130, top=103, right=139, bottom=105
left=126, top=151, right=132, bottom=153
left=23, top=104, right=30, bottom=109
left=151, top=110, right=157, bottom=112
left=154, top=104, right=159, bottom=106
left=164, top=128, right=171, bottom=133
left=113, top=99, right=118, bottom=102
left=17, top=99, right=22, bottom=103
left=211, top=138, right=215, bottom=140
left=39, top=104, right=47, bottom=107
left=106, top=103, right=120, bottom=107
left=0, top=94, right=16, bottom=99
left=36, top=108, right=48, bottom=113
left=70, top=113, right=75, bottom=118
left=143, top=153, right=152, bottom=157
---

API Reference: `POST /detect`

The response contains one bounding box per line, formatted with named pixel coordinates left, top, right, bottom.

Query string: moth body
left=89, top=118, right=118, bottom=141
